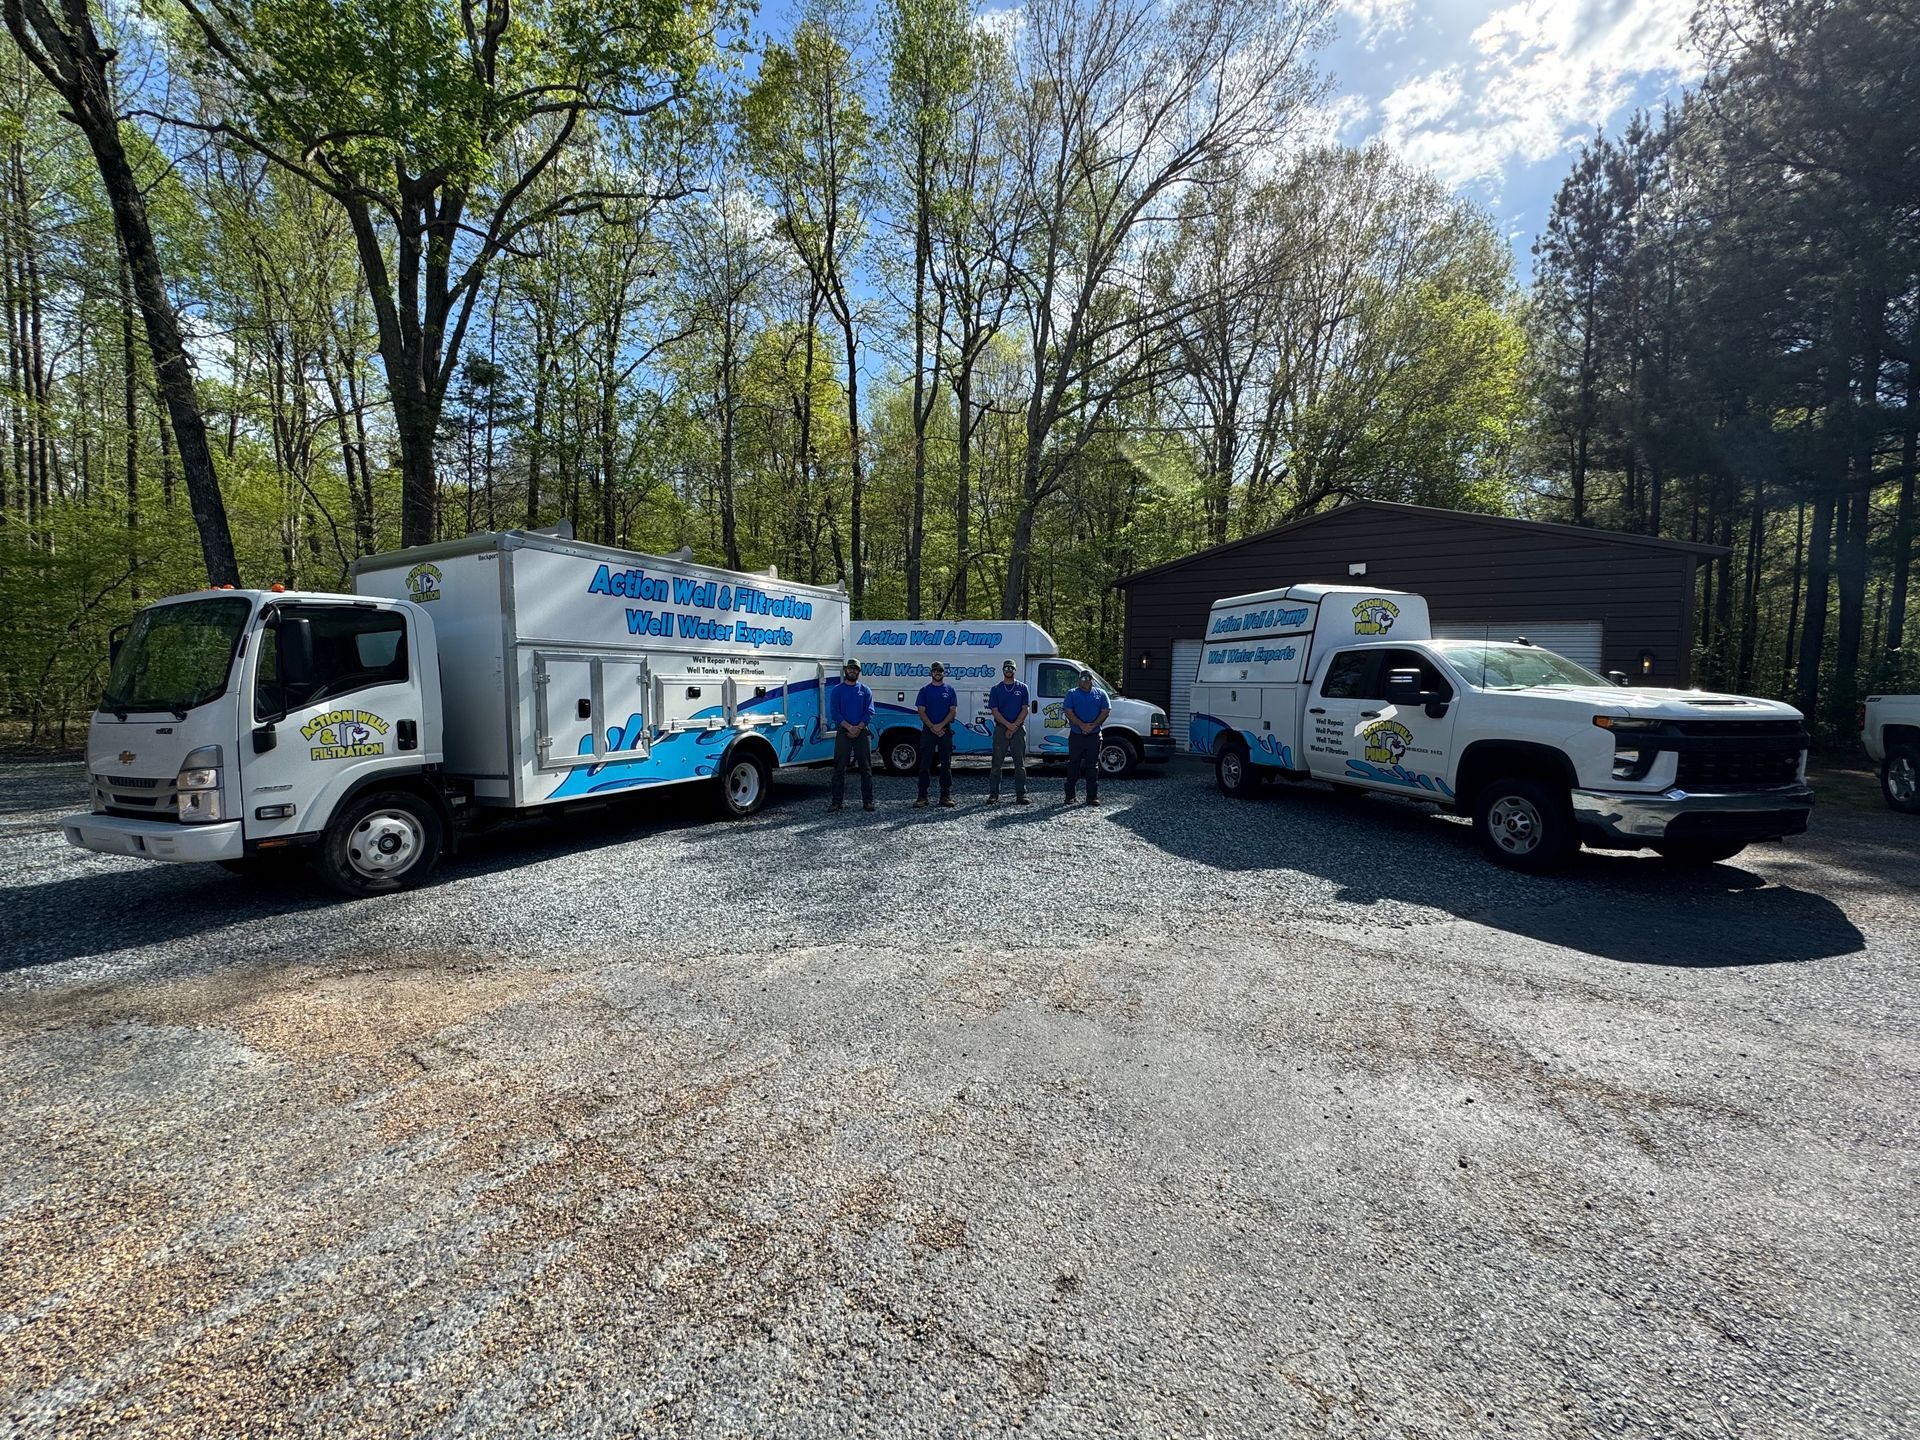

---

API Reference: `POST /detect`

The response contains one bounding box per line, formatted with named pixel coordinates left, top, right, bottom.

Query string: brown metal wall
left=1120, top=506, right=1701, bottom=713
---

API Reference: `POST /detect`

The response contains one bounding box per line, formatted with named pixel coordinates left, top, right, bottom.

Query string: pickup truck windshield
left=99, top=596, right=252, bottom=716
left=1434, top=641, right=1611, bottom=691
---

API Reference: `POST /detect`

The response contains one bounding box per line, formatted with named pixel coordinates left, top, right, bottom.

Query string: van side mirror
left=1608, top=670, right=1630, bottom=687
left=108, top=622, right=129, bottom=665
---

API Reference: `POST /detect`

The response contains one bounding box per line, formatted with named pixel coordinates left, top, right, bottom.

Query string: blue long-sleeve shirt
left=829, top=680, right=874, bottom=729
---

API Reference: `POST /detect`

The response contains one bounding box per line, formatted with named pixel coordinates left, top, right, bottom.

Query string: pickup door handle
left=397, top=718, right=419, bottom=751
left=1360, top=710, right=1381, bottom=719
left=1308, top=707, right=1326, bottom=715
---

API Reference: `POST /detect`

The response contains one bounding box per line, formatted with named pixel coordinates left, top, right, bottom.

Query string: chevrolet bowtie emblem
left=119, top=751, right=136, bottom=765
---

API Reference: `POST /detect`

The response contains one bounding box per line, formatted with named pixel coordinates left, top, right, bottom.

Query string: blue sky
left=1312, top=0, right=1701, bottom=277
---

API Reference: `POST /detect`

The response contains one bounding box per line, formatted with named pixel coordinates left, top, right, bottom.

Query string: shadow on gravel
left=1112, top=779, right=1865, bottom=969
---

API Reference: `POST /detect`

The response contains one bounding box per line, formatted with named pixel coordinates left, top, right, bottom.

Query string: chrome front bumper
left=1569, top=784, right=1814, bottom=845
left=62, top=812, right=245, bottom=863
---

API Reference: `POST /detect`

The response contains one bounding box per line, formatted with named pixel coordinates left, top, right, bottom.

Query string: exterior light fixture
left=1348, top=562, right=1367, bottom=577
left=1138, top=651, right=1151, bottom=670
left=1639, top=650, right=1656, bottom=676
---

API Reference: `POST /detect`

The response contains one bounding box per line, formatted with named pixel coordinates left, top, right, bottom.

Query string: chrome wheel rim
left=891, top=742, right=918, bottom=772
left=348, top=808, right=423, bottom=879
left=1891, top=758, right=1917, bottom=804
left=1487, top=795, right=1542, bottom=855
left=727, top=760, right=763, bottom=811
left=1220, top=752, right=1244, bottom=789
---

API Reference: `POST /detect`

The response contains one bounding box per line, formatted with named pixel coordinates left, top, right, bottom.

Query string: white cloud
left=1374, top=0, right=1698, bottom=189
left=1341, top=0, right=1417, bottom=49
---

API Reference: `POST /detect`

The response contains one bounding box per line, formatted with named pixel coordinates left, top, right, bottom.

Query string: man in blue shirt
left=987, top=659, right=1032, bottom=804
left=827, top=659, right=876, bottom=812
left=915, top=661, right=958, bottom=808
left=1060, top=669, right=1111, bottom=806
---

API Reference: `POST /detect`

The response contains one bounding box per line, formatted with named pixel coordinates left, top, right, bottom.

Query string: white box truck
left=62, top=528, right=850, bottom=895
left=1189, top=584, right=1814, bottom=869
left=848, top=621, right=1173, bottom=778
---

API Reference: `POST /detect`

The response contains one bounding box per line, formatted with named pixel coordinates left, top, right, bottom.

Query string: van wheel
left=1216, top=745, right=1258, bottom=798
left=1650, top=839, right=1748, bottom=865
left=1472, top=777, right=1574, bottom=871
left=1099, top=734, right=1140, bottom=778
left=717, top=748, right=771, bottom=818
left=881, top=730, right=920, bottom=776
left=1882, top=744, right=1920, bottom=813
left=319, top=790, right=443, bottom=897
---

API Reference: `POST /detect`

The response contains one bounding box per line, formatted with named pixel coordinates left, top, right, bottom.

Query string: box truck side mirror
left=108, top=621, right=129, bottom=666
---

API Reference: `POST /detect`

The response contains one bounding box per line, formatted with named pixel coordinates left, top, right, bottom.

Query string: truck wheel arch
left=722, top=732, right=781, bottom=778
left=1884, top=723, right=1920, bottom=752
left=281, top=766, right=453, bottom=854
left=1452, top=741, right=1576, bottom=810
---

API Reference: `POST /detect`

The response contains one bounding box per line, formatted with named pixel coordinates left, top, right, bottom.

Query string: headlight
left=1593, top=716, right=1660, bottom=733
left=175, top=745, right=224, bottom=822
left=177, top=767, right=220, bottom=791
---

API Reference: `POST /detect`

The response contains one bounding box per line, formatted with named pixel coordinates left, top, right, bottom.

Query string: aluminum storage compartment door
left=1434, top=621, right=1604, bottom=669
left=1169, top=639, right=1205, bottom=751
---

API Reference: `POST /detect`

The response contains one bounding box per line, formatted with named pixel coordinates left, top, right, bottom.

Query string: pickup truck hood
left=1518, top=686, right=1804, bottom=721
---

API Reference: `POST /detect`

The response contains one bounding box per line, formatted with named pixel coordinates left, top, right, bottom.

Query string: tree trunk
left=120, top=254, right=139, bottom=601
left=1795, top=490, right=1836, bottom=718
left=1888, top=358, right=1918, bottom=659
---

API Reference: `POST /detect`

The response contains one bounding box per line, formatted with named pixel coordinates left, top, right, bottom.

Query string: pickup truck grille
left=1668, top=720, right=1806, bottom=790
left=93, top=772, right=180, bottom=822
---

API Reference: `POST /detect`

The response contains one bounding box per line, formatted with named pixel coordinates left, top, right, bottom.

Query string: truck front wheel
left=1099, top=734, right=1140, bottom=778
left=718, top=748, right=771, bottom=818
left=1882, top=743, right=1920, bottom=813
left=319, top=790, right=444, bottom=897
left=1216, top=744, right=1258, bottom=798
left=1472, top=777, right=1574, bottom=871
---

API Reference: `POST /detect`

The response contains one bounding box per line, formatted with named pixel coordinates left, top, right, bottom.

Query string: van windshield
left=1433, top=641, right=1611, bottom=691
left=99, top=597, right=252, bottom=716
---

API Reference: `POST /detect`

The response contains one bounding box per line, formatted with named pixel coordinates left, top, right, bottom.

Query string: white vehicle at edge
left=1189, top=584, right=1814, bottom=870
left=849, top=621, right=1172, bottom=777
left=63, top=527, right=850, bottom=896
left=1860, top=693, right=1920, bottom=811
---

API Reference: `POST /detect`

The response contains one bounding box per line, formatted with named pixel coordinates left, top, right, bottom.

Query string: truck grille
left=1669, top=720, right=1806, bottom=790
left=93, top=772, right=180, bottom=822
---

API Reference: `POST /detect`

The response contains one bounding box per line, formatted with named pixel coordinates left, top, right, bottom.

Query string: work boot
left=940, top=797, right=955, bottom=808
left=863, top=801, right=876, bottom=812
left=827, top=802, right=843, bottom=812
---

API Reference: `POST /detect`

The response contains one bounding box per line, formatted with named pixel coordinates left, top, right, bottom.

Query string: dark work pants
left=832, top=730, right=873, bottom=806
left=917, top=727, right=954, bottom=800
left=989, top=725, right=1027, bottom=799
left=1066, top=730, right=1100, bottom=801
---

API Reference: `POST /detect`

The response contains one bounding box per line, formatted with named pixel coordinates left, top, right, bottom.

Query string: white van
left=63, top=527, right=850, bottom=894
left=850, top=621, right=1171, bottom=777
left=1189, top=584, right=1813, bottom=869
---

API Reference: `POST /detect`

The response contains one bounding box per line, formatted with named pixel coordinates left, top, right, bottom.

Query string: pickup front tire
left=1472, top=776, right=1575, bottom=871
left=318, top=789, right=444, bottom=897
left=1881, top=743, right=1920, bottom=813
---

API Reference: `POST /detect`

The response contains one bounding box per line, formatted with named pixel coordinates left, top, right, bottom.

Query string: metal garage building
left=1115, top=500, right=1724, bottom=743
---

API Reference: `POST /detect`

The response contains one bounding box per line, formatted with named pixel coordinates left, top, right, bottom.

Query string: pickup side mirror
left=1608, top=670, right=1630, bottom=687
left=1386, top=666, right=1452, bottom=719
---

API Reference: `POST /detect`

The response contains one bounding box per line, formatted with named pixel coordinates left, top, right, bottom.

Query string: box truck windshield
left=99, top=596, right=251, bottom=717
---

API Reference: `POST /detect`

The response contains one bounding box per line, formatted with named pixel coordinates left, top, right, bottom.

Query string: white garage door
left=1434, top=620, right=1605, bottom=669
left=1169, top=638, right=1206, bottom=751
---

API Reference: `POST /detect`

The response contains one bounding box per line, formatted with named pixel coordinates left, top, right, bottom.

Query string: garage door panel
left=1433, top=621, right=1604, bottom=669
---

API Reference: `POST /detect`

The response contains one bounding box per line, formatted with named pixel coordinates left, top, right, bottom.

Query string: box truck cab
left=63, top=528, right=851, bottom=895
left=1190, top=584, right=1814, bottom=870
left=849, top=621, right=1172, bottom=777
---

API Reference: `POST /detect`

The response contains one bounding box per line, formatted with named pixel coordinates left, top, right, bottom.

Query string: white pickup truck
left=1190, top=584, right=1814, bottom=870
left=1860, top=693, right=1920, bottom=811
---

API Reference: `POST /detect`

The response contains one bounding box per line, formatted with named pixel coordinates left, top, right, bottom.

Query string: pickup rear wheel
left=319, top=790, right=443, bottom=897
left=717, top=748, right=771, bottom=818
left=1472, top=776, right=1575, bottom=871
left=1881, top=743, right=1920, bottom=813
left=1215, top=744, right=1258, bottom=798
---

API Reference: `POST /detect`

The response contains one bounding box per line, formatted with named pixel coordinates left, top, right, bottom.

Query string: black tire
left=1882, top=743, right=1920, bottom=813
left=1098, top=734, right=1140, bottom=779
left=880, top=730, right=921, bottom=777
left=1215, top=744, right=1258, bottom=798
left=716, top=747, right=771, bottom=818
left=318, top=789, right=444, bottom=897
left=1650, top=839, right=1748, bottom=865
left=1472, top=775, right=1576, bottom=872
left=216, top=850, right=311, bottom=880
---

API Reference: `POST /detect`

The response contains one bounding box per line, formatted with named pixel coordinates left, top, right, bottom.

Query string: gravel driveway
left=1, top=757, right=1914, bottom=1439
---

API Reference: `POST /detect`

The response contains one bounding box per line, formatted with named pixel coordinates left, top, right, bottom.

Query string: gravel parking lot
left=2, top=755, right=1915, bottom=1439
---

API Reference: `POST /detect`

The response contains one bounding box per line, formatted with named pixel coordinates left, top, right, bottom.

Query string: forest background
left=0, top=0, right=1912, bottom=745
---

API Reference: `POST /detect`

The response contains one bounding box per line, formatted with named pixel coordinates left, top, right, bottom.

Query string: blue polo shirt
left=829, top=680, right=873, bottom=729
left=916, top=681, right=957, bottom=727
left=990, top=679, right=1030, bottom=724
left=1062, top=685, right=1109, bottom=730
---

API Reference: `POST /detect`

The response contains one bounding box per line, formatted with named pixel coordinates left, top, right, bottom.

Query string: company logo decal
left=301, top=708, right=391, bottom=760
left=406, top=562, right=443, bottom=603
left=119, top=750, right=136, bottom=765
left=1353, top=597, right=1400, bottom=634
left=1043, top=701, right=1065, bottom=729
left=1361, top=719, right=1414, bottom=765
